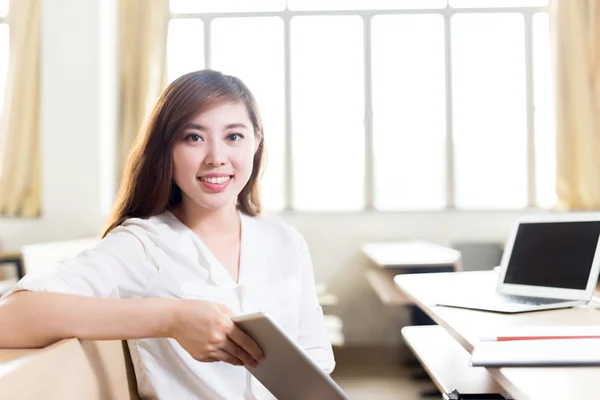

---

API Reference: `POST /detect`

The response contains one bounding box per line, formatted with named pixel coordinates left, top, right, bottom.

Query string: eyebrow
left=183, top=122, right=250, bottom=131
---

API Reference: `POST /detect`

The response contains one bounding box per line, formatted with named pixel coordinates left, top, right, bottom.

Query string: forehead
left=189, top=101, right=251, bottom=126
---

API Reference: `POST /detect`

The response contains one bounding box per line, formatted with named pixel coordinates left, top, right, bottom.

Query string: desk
left=395, top=271, right=600, bottom=400
left=363, top=241, right=461, bottom=304
left=363, top=240, right=461, bottom=324
left=362, top=240, right=462, bottom=270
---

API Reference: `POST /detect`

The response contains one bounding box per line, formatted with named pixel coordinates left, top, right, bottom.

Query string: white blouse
left=3, top=211, right=335, bottom=399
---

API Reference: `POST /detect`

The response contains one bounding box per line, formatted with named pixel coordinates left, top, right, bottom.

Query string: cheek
left=231, top=149, right=256, bottom=175
left=172, top=148, right=200, bottom=180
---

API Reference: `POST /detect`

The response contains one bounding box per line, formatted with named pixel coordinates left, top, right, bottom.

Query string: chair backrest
left=21, top=238, right=99, bottom=275
left=0, top=338, right=140, bottom=400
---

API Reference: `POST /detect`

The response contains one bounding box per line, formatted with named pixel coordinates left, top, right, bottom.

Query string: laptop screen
left=503, top=221, right=600, bottom=290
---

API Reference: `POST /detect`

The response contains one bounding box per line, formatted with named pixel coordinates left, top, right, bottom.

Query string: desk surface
left=362, top=240, right=461, bottom=268
left=402, top=325, right=506, bottom=395
left=395, top=271, right=600, bottom=400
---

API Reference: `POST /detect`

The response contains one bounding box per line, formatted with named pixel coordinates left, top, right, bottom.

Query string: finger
left=221, top=337, right=258, bottom=367
left=209, top=350, right=244, bottom=366
left=217, top=304, right=235, bottom=317
left=228, top=324, right=264, bottom=362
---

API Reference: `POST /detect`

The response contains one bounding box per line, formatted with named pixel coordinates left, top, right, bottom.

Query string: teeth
left=200, top=176, right=231, bottom=184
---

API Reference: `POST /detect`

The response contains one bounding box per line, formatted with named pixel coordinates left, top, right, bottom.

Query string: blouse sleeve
left=295, top=236, right=336, bottom=374
left=1, top=220, right=161, bottom=301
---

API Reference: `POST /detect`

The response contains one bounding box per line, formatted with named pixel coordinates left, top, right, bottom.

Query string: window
left=167, top=0, right=555, bottom=211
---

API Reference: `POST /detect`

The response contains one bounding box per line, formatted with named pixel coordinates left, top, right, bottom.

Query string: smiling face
left=172, top=101, right=260, bottom=213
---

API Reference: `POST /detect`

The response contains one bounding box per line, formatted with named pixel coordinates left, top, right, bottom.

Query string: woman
left=0, top=70, right=335, bottom=399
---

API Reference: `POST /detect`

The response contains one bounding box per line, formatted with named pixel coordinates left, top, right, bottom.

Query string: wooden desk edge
left=402, top=326, right=507, bottom=395
left=394, top=275, right=475, bottom=353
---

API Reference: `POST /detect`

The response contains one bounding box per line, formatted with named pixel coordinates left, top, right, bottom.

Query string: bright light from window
left=452, top=13, right=527, bottom=209
left=372, top=14, right=447, bottom=210
left=290, top=16, right=364, bottom=211
left=167, top=19, right=204, bottom=84
left=533, top=12, right=556, bottom=208
left=211, top=17, right=285, bottom=211
left=166, top=2, right=554, bottom=212
left=0, top=0, right=7, bottom=18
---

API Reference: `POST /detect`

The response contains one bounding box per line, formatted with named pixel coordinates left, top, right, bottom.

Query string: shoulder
left=92, top=212, right=190, bottom=266
left=245, top=212, right=307, bottom=252
left=102, top=212, right=180, bottom=251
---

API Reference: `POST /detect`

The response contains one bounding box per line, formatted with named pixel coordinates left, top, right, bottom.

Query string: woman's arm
left=0, top=291, right=263, bottom=367
left=0, top=223, right=263, bottom=365
left=0, top=226, right=165, bottom=347
left=0, top=290, right=177, bottom=348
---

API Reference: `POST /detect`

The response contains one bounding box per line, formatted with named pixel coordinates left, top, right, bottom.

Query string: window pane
left=372, top=15, right=446, bottom=210
left=533, top=13, right=556, bottom=208
left=0, top=25, right=7, bottom=119
left=0, top=0, right=7, bottom=17
left=450, top=0, right=548, bottom=7
left=288, top=0, right=446, bottom=11
left=170, top=0, right=284, bottom=13
left=167, top=19, right=204, bottom=84
left=452, top=14, right=527, bottom=209
left=211, top=17, right=285, bottom=211
left=291, top=16, right=364, bottom=211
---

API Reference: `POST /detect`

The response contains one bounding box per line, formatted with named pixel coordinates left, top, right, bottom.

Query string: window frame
left=169, top=3, right=550, bottom=212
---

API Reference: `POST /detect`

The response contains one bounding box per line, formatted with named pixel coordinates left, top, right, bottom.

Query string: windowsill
left=0, top=215, right=42, bottom=220
left=3, top=207, right=592, bottom=221
left=0, top=207, right=568, bottom=221
left=270, top=207, right=564, bottom=216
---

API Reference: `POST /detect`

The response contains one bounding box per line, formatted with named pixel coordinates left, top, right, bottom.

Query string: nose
left=203, top=140, right=226, bottom=166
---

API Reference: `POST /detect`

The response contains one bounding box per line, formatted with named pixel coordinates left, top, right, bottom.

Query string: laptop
left=436, top=214, right=600, bottom=313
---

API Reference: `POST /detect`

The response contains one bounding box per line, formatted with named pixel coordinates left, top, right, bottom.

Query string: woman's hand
left=169, top=299, right=264, bottom=367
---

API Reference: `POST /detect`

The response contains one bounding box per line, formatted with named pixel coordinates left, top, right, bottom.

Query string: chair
left=21, top=237, right=99, bottom=275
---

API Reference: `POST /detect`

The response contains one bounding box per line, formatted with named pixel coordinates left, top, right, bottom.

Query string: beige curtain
left=552, top=0, right=600, bottom=210
left=118, top=0, right=169, bottom=179
left=0, top=0, right=40, bottom=217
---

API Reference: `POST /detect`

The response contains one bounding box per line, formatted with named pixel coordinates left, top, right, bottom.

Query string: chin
left=196, top=198, right=237, bottom=212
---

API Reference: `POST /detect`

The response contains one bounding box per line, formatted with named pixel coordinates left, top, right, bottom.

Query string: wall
left=0, top=0, right=546, bottom=345
left=0, top=0, right=117, bottom=249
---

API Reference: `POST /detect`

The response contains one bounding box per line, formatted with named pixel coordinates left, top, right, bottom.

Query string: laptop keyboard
left=501, top=295, right=571, bottom=306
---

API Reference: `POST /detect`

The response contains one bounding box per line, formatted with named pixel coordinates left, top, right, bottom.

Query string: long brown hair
left=102, top=70, right=265, bottom=237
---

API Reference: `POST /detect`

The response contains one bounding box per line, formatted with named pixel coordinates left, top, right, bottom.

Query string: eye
left=184, top=134, right=203, bottom=142
left=227, top=133, right=244, bottom=142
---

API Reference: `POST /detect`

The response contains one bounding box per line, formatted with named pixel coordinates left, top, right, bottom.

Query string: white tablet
left=232, top=312, right=349, bottom=400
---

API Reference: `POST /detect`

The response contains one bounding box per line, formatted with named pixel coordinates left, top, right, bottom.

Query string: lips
left=197, top=175, right=233, bottom=193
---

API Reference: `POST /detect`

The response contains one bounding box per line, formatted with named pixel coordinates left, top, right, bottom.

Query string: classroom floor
left=331, top=346, right=436, bottom=400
